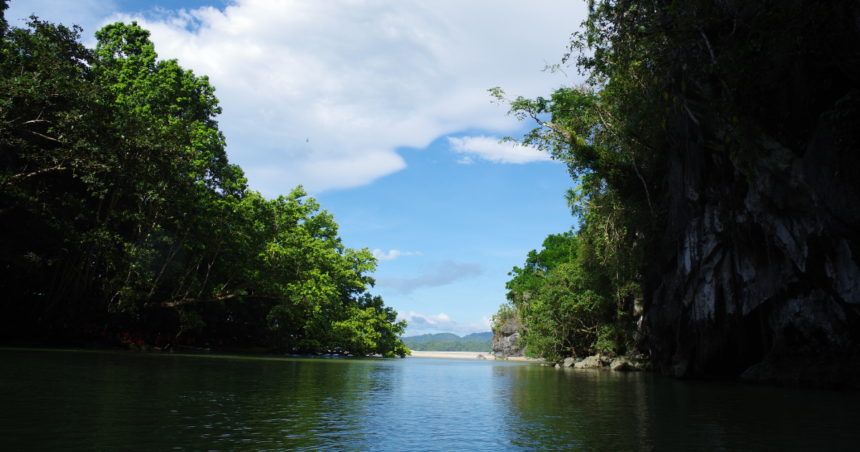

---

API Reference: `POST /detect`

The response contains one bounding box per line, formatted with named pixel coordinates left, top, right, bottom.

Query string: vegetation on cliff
left=0, top=8, right=408, bottom=356
left=493, top=0, right=860, bottom=382
left=493, top=230, right=633, bottom=361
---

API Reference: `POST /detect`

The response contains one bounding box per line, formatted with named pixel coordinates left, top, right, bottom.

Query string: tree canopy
left=0, top=9, right=408, bottom=357
left=492, top=0, right=860, bottom=361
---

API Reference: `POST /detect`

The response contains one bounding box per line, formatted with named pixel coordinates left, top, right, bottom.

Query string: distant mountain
left=402, top=333, right=461, bottom=343
left=461, top=332, right=493, bottom=342
left=406, top=340, right=492, bottom=352
left=401, top=332, right=493, bottom=343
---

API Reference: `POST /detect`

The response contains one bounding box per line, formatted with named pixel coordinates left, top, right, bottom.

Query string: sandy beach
left=408, top=351, right=541, bottom=362
left=408, top=351, right=493, bottom=360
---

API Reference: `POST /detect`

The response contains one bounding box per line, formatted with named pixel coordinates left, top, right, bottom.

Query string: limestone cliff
left=492, top=319, right=525, bottom=357
left=611, top=0, right=860, bottom=390
left=639, top=88, right=860, bottom=389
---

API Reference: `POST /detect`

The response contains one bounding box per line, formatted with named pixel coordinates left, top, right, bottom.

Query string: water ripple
left=1, top=350, right=858, bottom=451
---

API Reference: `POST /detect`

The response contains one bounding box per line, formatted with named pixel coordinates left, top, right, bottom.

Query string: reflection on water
left=1, top=349, right=857, bottom=451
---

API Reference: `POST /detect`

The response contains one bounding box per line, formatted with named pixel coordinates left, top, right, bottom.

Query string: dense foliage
left=492, top=0, right=859, bottom=361
left=494, top=230, right=634, bottom=361
left=0, top=8, right=408, bottom=356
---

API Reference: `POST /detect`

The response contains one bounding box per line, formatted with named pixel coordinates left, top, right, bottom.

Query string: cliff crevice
left=641, top=93, right=860, bottom=388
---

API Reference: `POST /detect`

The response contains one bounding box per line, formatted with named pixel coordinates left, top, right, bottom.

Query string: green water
left=1, top=349, right=857, bottom=451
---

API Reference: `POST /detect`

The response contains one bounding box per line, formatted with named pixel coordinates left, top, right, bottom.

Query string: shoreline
left=407, top=350, right=541, bottom=362
left=0, top=343, right=541, bottom=363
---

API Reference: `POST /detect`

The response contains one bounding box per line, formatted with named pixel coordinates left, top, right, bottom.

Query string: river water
left=1, top=349, right=857, bottom=451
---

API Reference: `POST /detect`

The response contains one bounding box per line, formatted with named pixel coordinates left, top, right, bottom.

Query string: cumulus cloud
left=90, top=0, right=587, bottom=194
left=448, top=135, right=552, bottom=164
left=372, top=249, right=420, bottom=261
left=6, top=0, right=111, bottom=37
left=375, top=260, right=482, bottom=293
left=398, top=311, right=492, bottom=334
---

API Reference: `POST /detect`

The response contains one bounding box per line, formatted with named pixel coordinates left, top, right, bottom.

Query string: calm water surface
left=1, top=349, right=857, bottom=451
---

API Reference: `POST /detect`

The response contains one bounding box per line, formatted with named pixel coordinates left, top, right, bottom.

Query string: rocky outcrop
left=492, top=319, right=525, bottom=357
left=609, top=357, right=631, bottom=371
left=555, top=354, right=651, bottom=371
left=639, top=92, right=860, bottom=388
left=574, top=355, right=602, bottom=369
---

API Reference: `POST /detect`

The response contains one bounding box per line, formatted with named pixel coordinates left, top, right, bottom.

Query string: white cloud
left=398, top=311, right=492, bottom=334
left=6, top=0, right=115, bottom=44
left=372, top=249, right=419, bottom=261
left=456, top=155, right=475, bottom=165
left=448, top=135, right=552, bottom=164
left=93, top=0, right=587, bottom=195
left=375, top=260, right=482, bottom=293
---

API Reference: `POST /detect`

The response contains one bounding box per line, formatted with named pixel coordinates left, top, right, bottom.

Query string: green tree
left=492, top=0, right=860, bottom=365
left=0, top=14, right=408, bottom=357
left=0, top=15, right=107, bottom=320
left=495, top=229, right=627, bottom=360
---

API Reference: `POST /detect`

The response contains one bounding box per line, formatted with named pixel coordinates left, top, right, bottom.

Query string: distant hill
left=401, top=332, right=493, bottom=344
left=461, top=332, right=493, bottom=342
left=400, top=332, right=494, bottom=352
left=406, top=340, right=492, bottom=352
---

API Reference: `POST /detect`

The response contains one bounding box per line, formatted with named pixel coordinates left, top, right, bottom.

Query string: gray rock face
left=610, top=357, right=631, bottom=371
left=563, top=357, right=576, bottom=367
left=574, top=355, right=602, bottom=369
left=492, top=319, right=526, bottom=357
left=640, top=101, right=860, bottom=388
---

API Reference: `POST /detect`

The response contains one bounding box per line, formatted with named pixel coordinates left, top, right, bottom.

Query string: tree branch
left=24, top=129, right=62, bottom=143
left=1, top=166, right=70, bottom=187
left=150, top=293, right=284, bottom=309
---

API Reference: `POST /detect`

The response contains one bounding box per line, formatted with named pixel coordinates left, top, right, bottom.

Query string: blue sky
left=7, top=0, right=587, bottom=335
